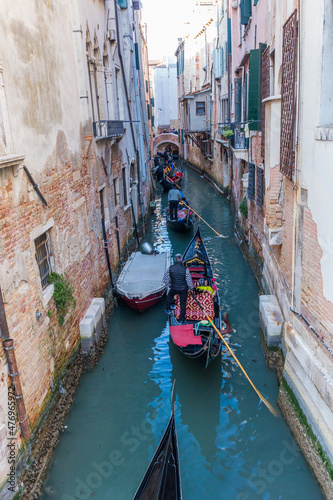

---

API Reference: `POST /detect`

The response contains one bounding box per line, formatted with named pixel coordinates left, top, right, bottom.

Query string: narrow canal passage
left=42, top=166, right=323, bottom=500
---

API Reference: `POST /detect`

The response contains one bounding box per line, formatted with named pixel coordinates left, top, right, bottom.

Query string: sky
left=141, top=0, right=195, bottom=61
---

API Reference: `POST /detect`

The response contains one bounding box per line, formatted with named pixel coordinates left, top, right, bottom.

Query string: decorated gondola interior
left=169, top=231, right=221, bottom=356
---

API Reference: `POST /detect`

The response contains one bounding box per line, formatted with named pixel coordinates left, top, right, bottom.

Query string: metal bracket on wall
left=23, top=165, right=48, bottom=207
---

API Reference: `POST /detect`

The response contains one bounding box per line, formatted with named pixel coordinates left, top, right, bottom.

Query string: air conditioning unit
left=107, top=29, right=116, bottom=42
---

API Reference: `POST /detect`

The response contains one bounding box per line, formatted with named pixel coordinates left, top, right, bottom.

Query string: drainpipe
left=0, top=287, right=30, bottom=439
left=112, top=0, right=142, bottom=201
left=131, top=15, right=147, bottom=184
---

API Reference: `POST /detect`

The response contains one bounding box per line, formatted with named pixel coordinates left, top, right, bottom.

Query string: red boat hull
left=119, top=289, right=166, bottom=312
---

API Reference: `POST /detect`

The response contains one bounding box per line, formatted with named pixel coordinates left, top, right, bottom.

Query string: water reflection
left=40, top=165, right=323, bottom=500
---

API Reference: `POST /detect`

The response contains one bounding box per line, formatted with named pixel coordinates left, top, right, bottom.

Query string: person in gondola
left=168, top=187, right=182, bottom=220
left=164, top=254, right=194, bottom=324
left=196, top=278, right=215, bottom=295
left=154, top=156, right=159, bottom=167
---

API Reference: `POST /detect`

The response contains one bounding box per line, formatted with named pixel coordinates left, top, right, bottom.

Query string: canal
left=41, top=166, right=323, bottom=499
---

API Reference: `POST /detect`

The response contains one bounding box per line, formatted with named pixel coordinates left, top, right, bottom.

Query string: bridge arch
left=153, top=133, right=180, bottom=155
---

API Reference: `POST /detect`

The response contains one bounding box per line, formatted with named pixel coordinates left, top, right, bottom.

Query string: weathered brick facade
left=0, top=0, right=152, bottom=494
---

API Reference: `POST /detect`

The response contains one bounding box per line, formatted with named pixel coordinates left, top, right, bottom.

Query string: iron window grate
left=35, top=233, right=52, bottom=288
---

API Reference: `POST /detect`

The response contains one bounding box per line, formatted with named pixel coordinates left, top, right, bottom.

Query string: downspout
left=113, top=0, right=142, bottom=202
left=0, top=287, right=30, bottom=439
left=131, top=10, right=147, bottom=184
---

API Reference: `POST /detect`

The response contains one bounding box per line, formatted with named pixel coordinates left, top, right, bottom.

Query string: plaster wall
left=154, top=58, right=178, bottom=130
left=297, top=0, right=333, bottom=304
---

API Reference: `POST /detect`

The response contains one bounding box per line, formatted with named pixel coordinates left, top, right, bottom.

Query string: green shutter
left=134, top=43, right=140, bottom=70
left=254, top=0, right=259, bottom=5
left=235, top=77, right=242, bottom=122
left=227, top=18, right=232, bottom=55
left=241, top=0, right=251, bottom=25
left=117, top=0, right=127, bottom=8
left=248, top=44, right=266, bottom=130
left=147, top=104, right=150, bottom=120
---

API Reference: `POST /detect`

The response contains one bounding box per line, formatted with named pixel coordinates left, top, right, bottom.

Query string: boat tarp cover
left=116, top=252, right=170, bottom=299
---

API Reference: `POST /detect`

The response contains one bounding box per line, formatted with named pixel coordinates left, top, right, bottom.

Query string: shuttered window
left=241, top=0, right=252, bottom=25
left=248, top=163, right=255, bottom=201
left=248, top=43, right=266, bottom=130
left=117, top=0, right=127, bottom=7
left=256, top=166, right=264, bottom=208
left=227, top=18, right=232, bottom=55
left=235, top=78, right=242, bottom=122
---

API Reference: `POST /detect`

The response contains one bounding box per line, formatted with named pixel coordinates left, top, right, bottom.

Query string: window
left=113, top=178, right=119, bottom=206
left=256, top=166, right=264, bottom=208
left=196, top=102, right=205, bottom=115
left=248, top=163, right=255, bottom=201
left=35, top=232, right=53, bottom=288
left=122, top=168, right=128, bottom=206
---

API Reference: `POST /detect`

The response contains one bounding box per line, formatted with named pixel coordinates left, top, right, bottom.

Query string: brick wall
left=279, top=177, right=294, bottom=291
left=301, top=207, right=333, bottom=349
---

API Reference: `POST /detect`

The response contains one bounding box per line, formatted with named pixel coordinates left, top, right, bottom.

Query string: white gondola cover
left=116, top=251, right=171, bottom=299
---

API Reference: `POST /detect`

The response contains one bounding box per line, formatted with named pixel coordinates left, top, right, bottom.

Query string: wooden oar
left=189, top=291, right=279, bottom=417
left=163, top=171, right=226, bottom=238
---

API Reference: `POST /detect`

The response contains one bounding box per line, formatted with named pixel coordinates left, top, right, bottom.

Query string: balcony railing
left=93, top=120, right=124, bottom=140
left=218, top=122, right=249, bottom=150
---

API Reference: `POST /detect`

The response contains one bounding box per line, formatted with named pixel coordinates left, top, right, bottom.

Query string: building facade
left=176, top=0, right=333, bottom=491
left=0, top=0, right=151, bottom=495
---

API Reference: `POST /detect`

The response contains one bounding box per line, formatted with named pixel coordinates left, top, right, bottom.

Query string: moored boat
left=116, top=251, right=171, bottom=312
left=168, top=228, right=228, bottom=367
left=132, top=406, right=182, bottom=500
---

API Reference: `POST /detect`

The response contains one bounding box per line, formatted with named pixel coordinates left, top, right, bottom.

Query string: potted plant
left=220, top=125, right=234, bottom=140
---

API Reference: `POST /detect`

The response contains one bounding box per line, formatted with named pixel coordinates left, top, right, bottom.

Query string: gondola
left=161, top=170, right=184, bottom=191
left=133, top=407, right=182, bottom=500
left=166, top=206, right=193, bottom=233
left=168, top=228, right=227, bottom=367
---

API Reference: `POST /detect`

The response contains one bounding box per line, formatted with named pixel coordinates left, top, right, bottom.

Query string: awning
left=232, top=148, right=248, bottom=161
left=216, top=139, right=229, bottom=146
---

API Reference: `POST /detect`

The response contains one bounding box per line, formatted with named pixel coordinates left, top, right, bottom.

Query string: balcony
left=218, top=122, right=249, bottom=150
left=93, top=120, right=124, bottom=141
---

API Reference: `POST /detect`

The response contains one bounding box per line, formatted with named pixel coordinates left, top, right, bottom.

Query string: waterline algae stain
left=41, top=166, right=323, bottom=499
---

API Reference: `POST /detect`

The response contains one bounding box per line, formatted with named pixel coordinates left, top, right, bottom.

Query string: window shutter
left=134, top=43, right=140, bottom=70
left=254, top=0, right=259, bottom=5
left=248, top=163, right=255, bottom=201
left=235, top=77, right=242, bottom=122
left=117, top=0, right=127, bottom=8
left=248, top=44, right=266, bottom=130
left=256, top=166, right=264, bottom=207
left=220, top=47, right=224, bottom=75
left=227, top=18, right=232, bottom=55
left=241, top=0, right=252, bottom=25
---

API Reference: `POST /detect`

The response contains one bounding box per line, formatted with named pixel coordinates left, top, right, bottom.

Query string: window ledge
left=315, top=126, right=333, bottom=141
left=42, top=284, right=54, bottom=308
left=262, top=95, right=281, bottom=104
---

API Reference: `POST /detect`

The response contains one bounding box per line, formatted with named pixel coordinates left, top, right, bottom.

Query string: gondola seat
left=174, top=291, right=214, bottom=321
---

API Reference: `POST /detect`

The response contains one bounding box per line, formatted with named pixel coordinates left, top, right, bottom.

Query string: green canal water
left=41, top=166, right=323, bottom=499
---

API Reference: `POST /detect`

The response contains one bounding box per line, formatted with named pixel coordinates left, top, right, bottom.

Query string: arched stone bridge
left=152, top=132, right=180, bottom=155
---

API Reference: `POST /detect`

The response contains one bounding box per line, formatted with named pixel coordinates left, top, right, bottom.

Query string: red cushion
left=174, top=292, right=215, bottom=321
left=187, top=266, right=205, bottom=272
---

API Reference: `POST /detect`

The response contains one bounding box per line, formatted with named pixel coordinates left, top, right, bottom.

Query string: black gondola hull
left=168, top=228, right=222, bottom=367
left=133, top=412, right=182, bottom=500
